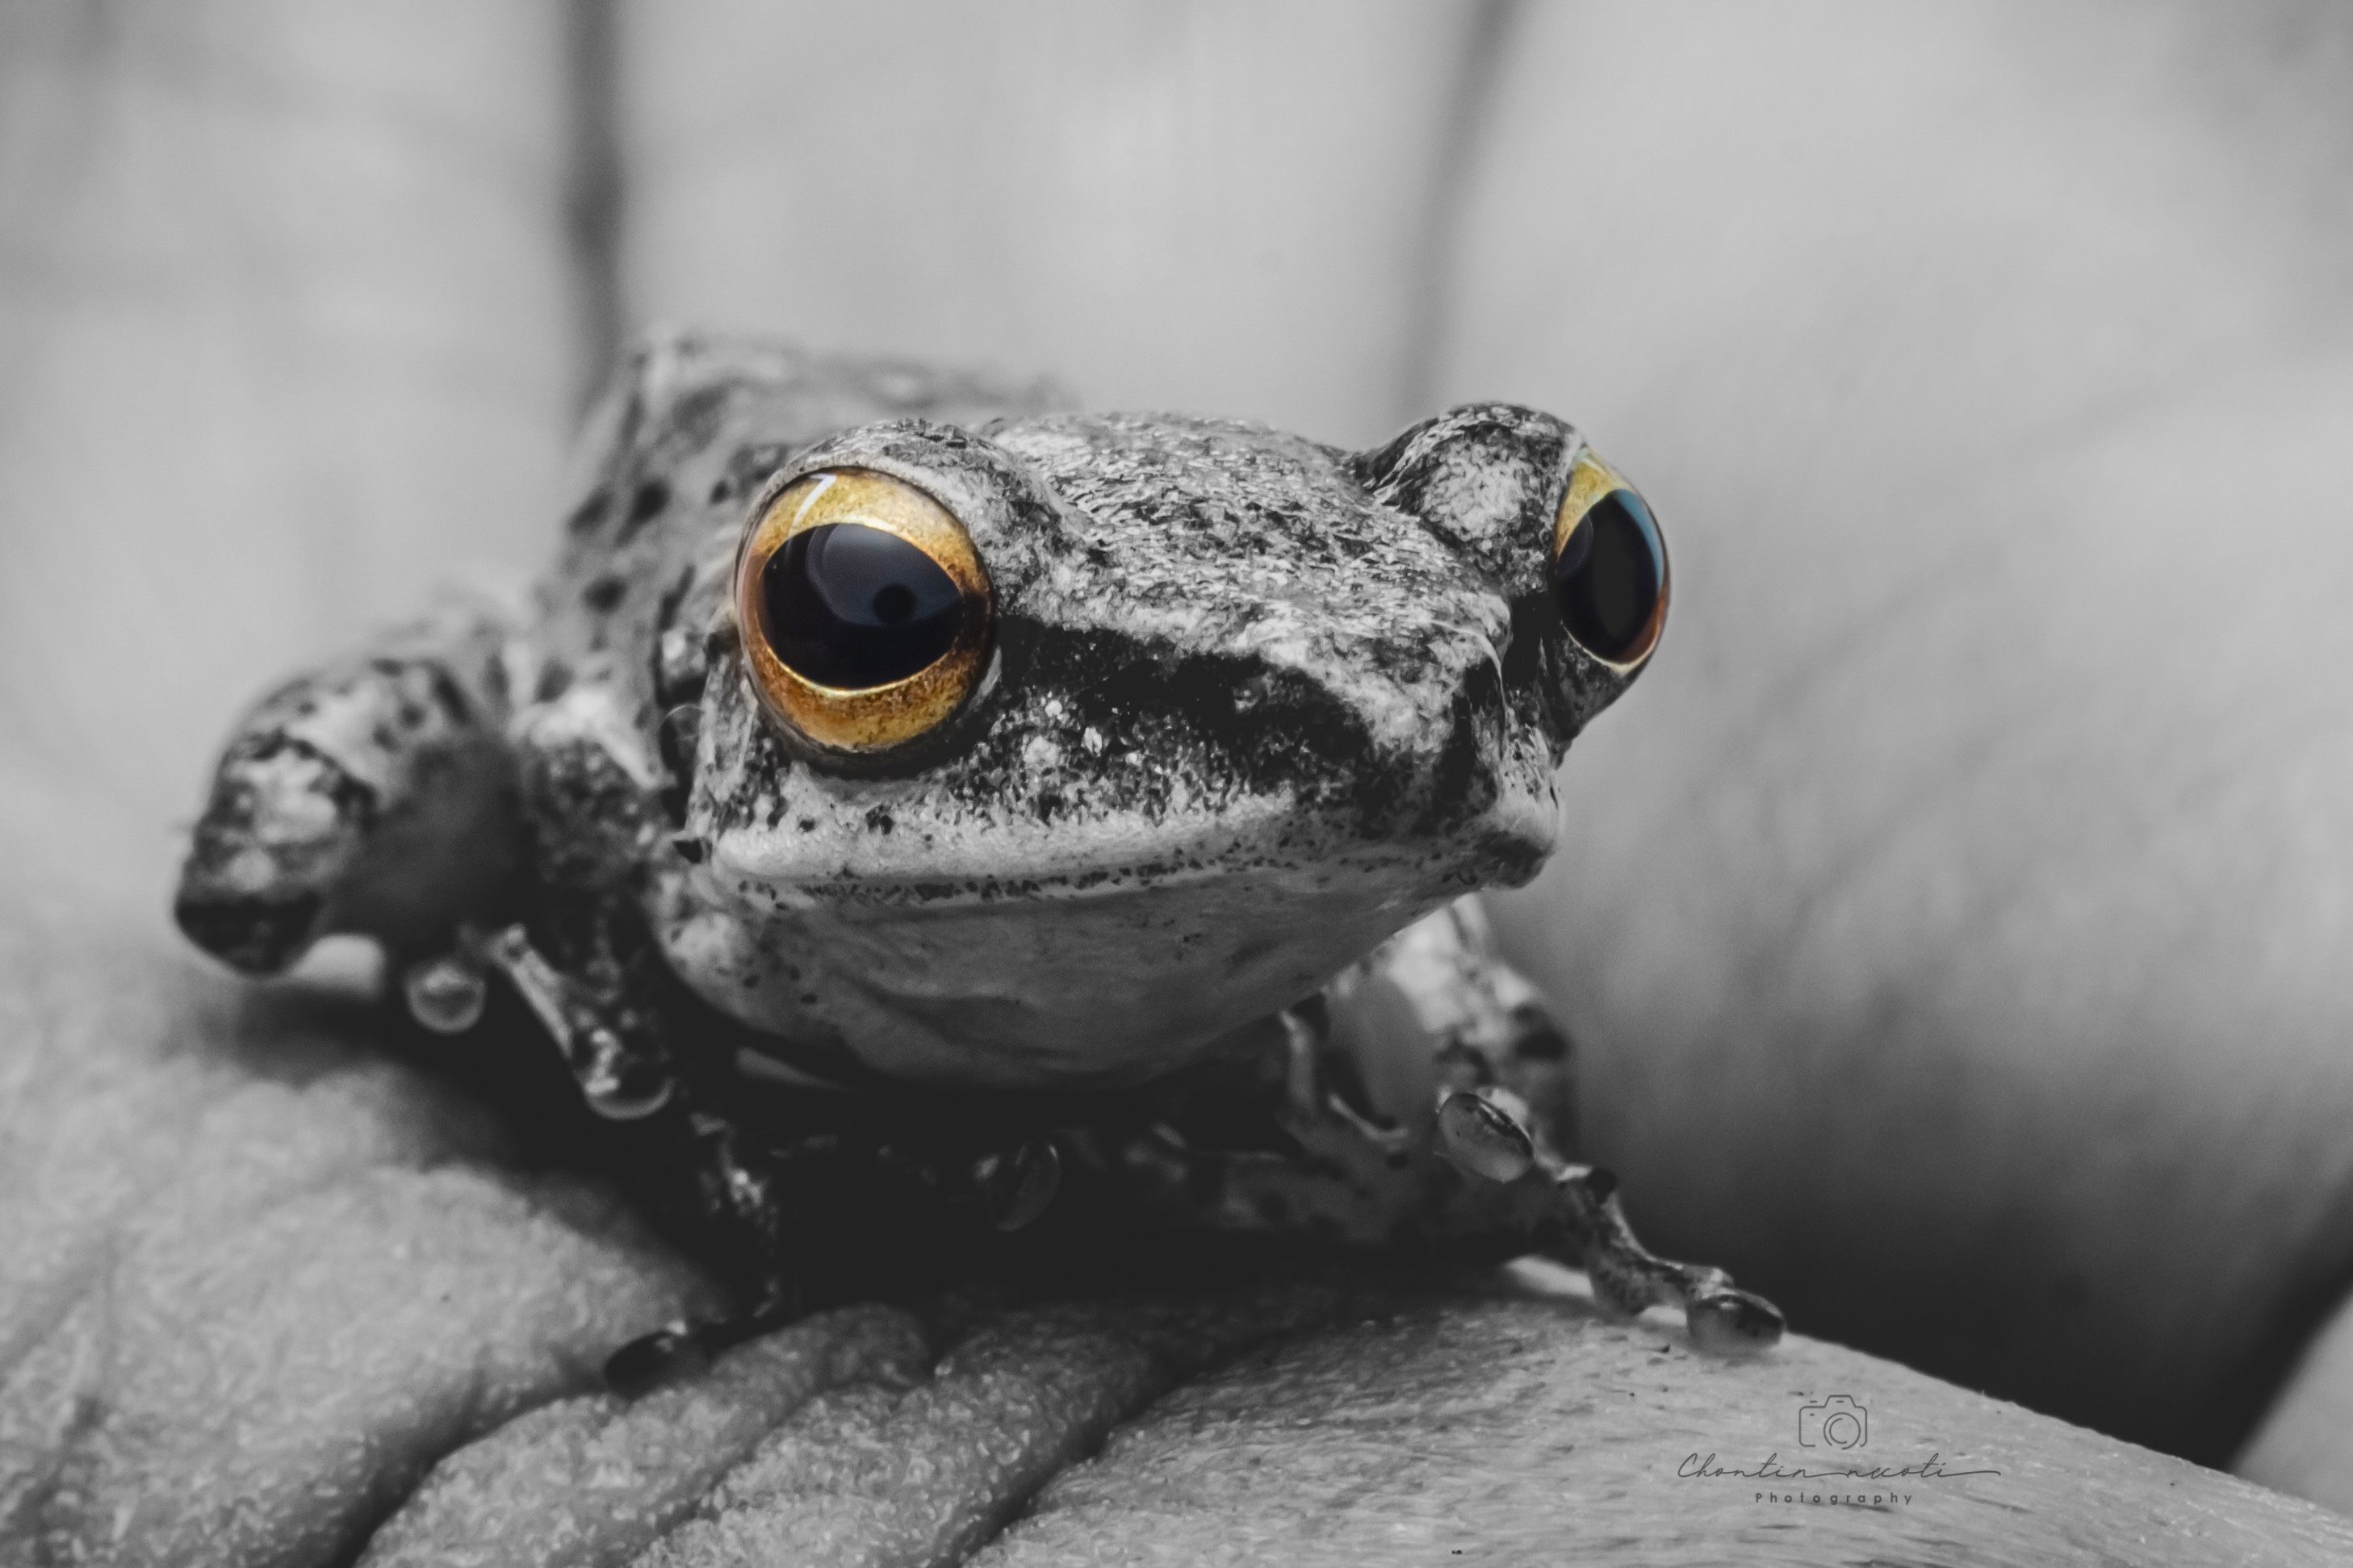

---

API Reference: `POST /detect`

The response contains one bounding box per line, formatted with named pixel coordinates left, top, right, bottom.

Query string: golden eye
left=1552, top=449, right=1669, bottom=667
left=735, top=469, right=994, bottom=754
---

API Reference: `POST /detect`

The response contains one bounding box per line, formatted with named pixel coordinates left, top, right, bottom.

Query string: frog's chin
left=651, top=834, right=1549, bottom=1090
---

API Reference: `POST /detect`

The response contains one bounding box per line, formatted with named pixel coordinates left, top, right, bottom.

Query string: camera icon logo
left=1798, top=1393, right=1869, bottom=1450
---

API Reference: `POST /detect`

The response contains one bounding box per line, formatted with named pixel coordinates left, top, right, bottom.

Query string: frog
left=173, top=331, right=1782, bottom=1391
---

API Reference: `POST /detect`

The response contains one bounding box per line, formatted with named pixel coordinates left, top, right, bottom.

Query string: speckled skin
left=531, top=341, right=1608, bottom=1089
left=174, top=332, right=1782, bottom=1365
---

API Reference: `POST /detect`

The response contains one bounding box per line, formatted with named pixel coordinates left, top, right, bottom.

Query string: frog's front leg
left=1355, top=901, right=1783, bottom=1350
left=477, top=675, right=694, bottom=1118
left=1340, top=900, right=1781, bottom=1350
left=601, top=1101, right=1066, bottom=1396
left=1124, top=898, right=1785, bottom=1354
left=175, top=599, right=521, bottom=975
left=1434, top=1085, right=1784, bottom=1353
left=461, top=919, right=676, bottom=1117
left=1119, top=898, right=1572, bottom=1246
left=601, top=1106, right=799, bottom=1395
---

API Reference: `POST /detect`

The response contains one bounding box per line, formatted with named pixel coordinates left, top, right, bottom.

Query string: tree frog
left=174, top=332, right=1781, bottom=1390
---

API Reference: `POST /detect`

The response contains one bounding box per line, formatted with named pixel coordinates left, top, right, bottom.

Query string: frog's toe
left=473, top=924, right=675, bottom=1119
left=1434, top=1087, right=1539, bottom=1185
left=402, top=950, right=490, bottom=1033
left=1686, top=1286, right=1786, bottom=1355
left=1579, top=1214, right=1786, bottom=1357
left=972, top=1137, right=1062, bottom=1231
left=604, top=1322, right=712, bottom=1398
left=1517, top=1160, right=1788, bottom=1357
left=173, top=885, right=325, bottom=975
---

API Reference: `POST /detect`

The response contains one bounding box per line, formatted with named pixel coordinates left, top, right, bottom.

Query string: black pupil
left=1551, top=487, right=1665, bottom=662
left=760, top=522, right=965, bottom=689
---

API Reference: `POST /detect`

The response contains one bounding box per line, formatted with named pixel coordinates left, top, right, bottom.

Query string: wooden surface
left=4, top=0, right=2353, bottom=1515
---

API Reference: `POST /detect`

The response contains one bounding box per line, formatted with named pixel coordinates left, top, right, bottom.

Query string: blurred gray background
left=5, top=0, right=2352, bottom=1499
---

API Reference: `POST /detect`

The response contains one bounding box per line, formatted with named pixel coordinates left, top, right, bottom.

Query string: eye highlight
left=1551, top=450, right=1668, bottom=667
left=735, top=469, right=994, bottom=754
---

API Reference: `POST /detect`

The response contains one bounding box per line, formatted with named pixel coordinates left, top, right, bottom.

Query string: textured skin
left=17, top=1172, right=705, bottom=1568
left=0, top=893, right=717, bottom=1567
left=357, top=1305, right=936, bottom=1568
left=973, top=1285, right=2353, bottom=1568
left=181, top=332, right=1630, bottom=1086
left=6, top=844, right=2347, bottom=1566
left=629, top=1293, right=1349, bottom=1568
left=576, top=341, right=1610, bottom=1085
left=170, top=333, right=1673, bottom=1265
left=167, top=334, right=1794, bottom=1377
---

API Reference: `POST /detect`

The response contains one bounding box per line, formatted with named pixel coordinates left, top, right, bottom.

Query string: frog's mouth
left=699, top=789, right=1553, bottom=914
left=665, top=852, right=1454, bottom=1091
left=696, top=688, right=1557, bottom=905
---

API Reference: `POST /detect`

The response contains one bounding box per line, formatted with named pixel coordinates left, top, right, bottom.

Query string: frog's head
left=672, top=407, right=1668, bottom=1089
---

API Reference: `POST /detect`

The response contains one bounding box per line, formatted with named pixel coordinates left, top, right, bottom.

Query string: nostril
left=1403, top=657, right=1510, bottom=838
left=1470, top=654, right=1509, bottom=751
left=1454, top=654, right=1510, bottom=768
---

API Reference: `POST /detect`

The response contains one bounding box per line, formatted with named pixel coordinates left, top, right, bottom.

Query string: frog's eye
left=735, top=469, right=994, bottom=754
left=1551, top=449, right=1668, bottom=667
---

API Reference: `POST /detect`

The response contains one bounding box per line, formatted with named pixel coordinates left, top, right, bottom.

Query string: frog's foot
left=604, top=1298, right=802, bottom=1398
left=1109, top=1007, right=1432, bottom=1246
left=603, top=1113, right=801, bottom=1395
left=400, top=947, right=492, bottom=1033
left=1436, top=1087, right=1786, bottom=1355
left=969, top=1136, right=1065, bottom=1232
left=1270, top=1003, right=1448, bottom=1244
left=1113, top=1121, right=1405, bottom=1246
left=469, top=923, right=674, bottom=1119
left=601, top=1130, right=1063, bottom=1397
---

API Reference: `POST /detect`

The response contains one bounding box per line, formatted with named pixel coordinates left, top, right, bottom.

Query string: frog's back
left=534, top=333, right=1060, bottom=714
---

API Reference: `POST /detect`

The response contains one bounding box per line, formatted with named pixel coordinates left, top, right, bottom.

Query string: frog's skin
left=174, top=332, right=1782, bottom=1383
